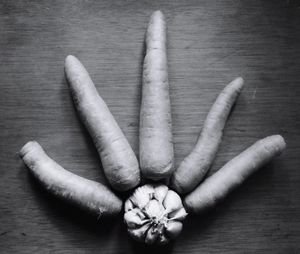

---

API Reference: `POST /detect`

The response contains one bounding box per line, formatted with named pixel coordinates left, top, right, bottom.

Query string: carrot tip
left=19, top=141, right=39, bottom=158
left=231, top=77, right=244, bottom=90
left=152, top=10, right=163, bottom=17
left=268, top=134, right=287, bottom=151
left=65, top=55, right=77, bottom=66
left=235, top=77, right=244, bottom=84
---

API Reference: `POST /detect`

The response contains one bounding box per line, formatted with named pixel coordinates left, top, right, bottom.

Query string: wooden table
left=1, top=0, right=299, bottom=253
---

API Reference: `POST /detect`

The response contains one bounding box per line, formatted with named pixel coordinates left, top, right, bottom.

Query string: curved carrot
left=20, top=141, right=122, bottom=216
left=65, top=55, right=140, bottom=191
left=139, top=10, right=174, bottom=180
left=172, top=77, right=244, bottom=194
left=184, top=135, right=286, bottom=214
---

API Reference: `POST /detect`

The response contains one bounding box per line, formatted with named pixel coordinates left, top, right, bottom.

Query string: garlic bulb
left=124, top=184, right=188, bottom=244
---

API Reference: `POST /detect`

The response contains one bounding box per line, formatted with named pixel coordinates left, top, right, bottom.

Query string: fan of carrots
left=20, top=11, right=286, bottom=245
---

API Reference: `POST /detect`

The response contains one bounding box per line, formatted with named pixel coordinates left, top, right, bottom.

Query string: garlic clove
left=153, top=184, right=169, bottom=203
left=128, top=222, right=151, bottom=242
left=136, top=210, right=147, bottom=220
left=144, top=199, right=164, bottom=219
left=163, top=190, right=183, bottom=213
left=124, top=209, right=149, bottom=228
left=130, top=184, right=154, bottom=209
left=124, top=199, right=134, bottom=212
left=168, top=207, right=188, bottom=221
left=165, top=221, right=183, bottom=239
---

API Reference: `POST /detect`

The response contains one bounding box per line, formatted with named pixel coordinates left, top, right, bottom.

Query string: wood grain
left=0, top=0, right=299, bottom=253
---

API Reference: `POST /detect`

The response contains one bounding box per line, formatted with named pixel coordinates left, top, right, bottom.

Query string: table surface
left=1, top=0, right=300, bottom=253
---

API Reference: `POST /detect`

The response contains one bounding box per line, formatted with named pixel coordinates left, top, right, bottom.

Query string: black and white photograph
left=0, top=0, right=299, bottom=253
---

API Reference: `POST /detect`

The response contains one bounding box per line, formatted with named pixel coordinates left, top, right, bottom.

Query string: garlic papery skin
left=124, top=184, right=188, bottom=244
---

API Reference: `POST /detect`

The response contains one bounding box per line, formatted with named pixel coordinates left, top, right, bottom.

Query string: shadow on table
left=24, top=166, right=118, bottom=232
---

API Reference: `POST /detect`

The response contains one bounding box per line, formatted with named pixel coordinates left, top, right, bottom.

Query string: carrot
left=20, top=141, right=122, bottom=216
left=139, top=10, right=174, bottom=180
left=184, top=135, right=286, bottom=214
left=64, top=55, right=140, bottom=191
left=172, top=77, right=244, bottom=194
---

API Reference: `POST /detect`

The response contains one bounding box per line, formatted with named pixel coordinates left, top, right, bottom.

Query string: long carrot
left=184, top=135, right=286, bottom=214
left=139, top=10, right=174, bottom=180
left=20, top=141, right=122, bottom=216
left=172, top=77, right=244, bottom=194
left=65, top=55, right=140, bottom=191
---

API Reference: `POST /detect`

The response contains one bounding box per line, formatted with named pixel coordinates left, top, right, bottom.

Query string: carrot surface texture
left=139, top=10, right=174, bottom=181
left=172, top=77, right=244, bottom=194
left=65, top=55, right=140, bottom=191
left=184, top=135, right=286, bottom=214
left=20, top=141, right=122, bottom=216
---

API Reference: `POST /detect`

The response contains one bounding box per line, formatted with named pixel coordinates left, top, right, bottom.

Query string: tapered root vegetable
left=65, top=55, right=140, bottom=191
left=172, top=77, right=244, bottom=194
left=20, top=141, right=122, bottom=216
left=139, top=10, right=174, bottom=181
left=184, top=135, right=286, bottom=214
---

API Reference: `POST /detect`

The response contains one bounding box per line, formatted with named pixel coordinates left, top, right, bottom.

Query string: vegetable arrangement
left=20, top=10, right=286, bottom=245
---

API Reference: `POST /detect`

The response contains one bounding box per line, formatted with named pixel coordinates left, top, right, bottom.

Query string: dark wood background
left=0, top=0, right=299, bottom=253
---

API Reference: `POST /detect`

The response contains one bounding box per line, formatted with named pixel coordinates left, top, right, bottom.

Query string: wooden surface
left=1, top=0, right=300, bottom=253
